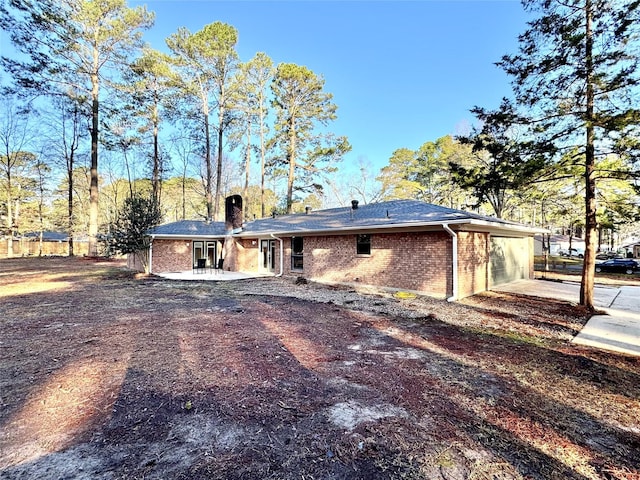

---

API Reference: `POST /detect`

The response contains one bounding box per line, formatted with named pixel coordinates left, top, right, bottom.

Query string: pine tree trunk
left=203, top=102, right=213, bottom=222
left=215, top=117, right=224, bottom=221
left=580, top=0, right=596, bottom=309
left=214, top=85, right=225, bottom=222
left=67, top=156, right=74, bottom=257
left=286, top=117, right=296, bottom=214
left=5, top=170, right=13, bottom=257
left=89, top=73, right=100, bottom=257
left=243, top=118, right=251, bottom=219
left=152, top=91, right=160, bottom=204
left=260, top=108, right=266, bottom=218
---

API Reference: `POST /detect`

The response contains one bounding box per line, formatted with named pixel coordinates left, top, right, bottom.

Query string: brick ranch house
left=130, top=198, right=542, bottom=300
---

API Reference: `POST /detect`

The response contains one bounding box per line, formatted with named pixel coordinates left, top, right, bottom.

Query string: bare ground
left=0, top=257, right=639, bottom=480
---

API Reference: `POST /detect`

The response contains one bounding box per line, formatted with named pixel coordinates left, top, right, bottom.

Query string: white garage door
left=490, top=237, right=529, bottom=287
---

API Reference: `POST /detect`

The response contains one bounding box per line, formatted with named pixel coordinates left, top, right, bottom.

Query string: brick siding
left=279, top=231, right=454, bottom=298
left=141, top=229, right=532, bottom=299
left=150, top=239, right=193, bottom=273
left=232, top=238, right=259, bottom=272
left=456, top=231, right=490, bottom=297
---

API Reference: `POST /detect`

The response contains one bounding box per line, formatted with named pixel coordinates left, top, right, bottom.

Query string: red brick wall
left=146, top=237, right=260, bottom=274
left=281, top=237, right=294, bottom=275
left=232, top=238, right=258, bottom=272
left=274, top=238, right=284, bottom=274
left=457, top=231, right=490, bottom=297
left=280, top=232, right=453, bottom=298
left=143, top=230, right=531, bottom=299
left=151, top=239, right=193, bottom=273
left=223, top=237, right=240, bottom=271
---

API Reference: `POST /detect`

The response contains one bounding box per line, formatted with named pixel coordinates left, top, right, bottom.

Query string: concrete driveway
left=495, top=279, right=640, bottom=357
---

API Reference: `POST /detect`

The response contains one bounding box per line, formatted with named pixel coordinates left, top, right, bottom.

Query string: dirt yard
left=1, top=257, right=639, bottom=480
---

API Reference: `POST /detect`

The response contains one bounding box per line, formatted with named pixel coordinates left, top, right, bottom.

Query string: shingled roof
left=149, top=200, right=537, bottom=238
left=240, top=199, right=526, bottom=235
left=149, top=220, right=226, bottom=237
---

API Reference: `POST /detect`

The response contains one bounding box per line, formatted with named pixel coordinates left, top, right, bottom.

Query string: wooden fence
left=0, top=239, right=89, bottom=258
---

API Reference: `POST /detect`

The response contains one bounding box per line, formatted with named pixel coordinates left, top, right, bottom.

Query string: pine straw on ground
left=0, top=257, right=639, bottom=480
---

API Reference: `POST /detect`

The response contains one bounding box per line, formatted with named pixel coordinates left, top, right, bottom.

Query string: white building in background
left=534, top=234, right=585, bottom=256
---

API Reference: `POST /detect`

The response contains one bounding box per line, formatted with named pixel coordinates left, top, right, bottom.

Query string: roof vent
left=305, top=206, right=311, bottom=214
left=351, top=200, right=359, bottom=210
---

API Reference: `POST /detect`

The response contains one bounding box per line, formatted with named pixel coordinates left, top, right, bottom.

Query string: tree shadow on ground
left=1, top=270, right=639, bottom=479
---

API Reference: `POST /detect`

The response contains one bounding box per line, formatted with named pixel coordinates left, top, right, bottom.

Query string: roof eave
left=462, top=219, right=549, bottom=235
left=149, top=233, right=227, bottom=240
left=148, top=218, right=546, bottom=239
left=235, top=219, right=465, bottom=237
left=237, top=218, right=544, bottom=237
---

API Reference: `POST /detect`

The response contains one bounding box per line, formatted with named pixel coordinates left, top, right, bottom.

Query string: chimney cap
left=351, top=200, right=359, bottom=210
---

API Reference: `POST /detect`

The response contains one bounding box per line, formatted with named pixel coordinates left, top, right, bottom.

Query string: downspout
left=270, top=233, right=283, bottom=277
left=148, top=236, right=154, bottom=274
left=442, top=224, right=458, bottom=302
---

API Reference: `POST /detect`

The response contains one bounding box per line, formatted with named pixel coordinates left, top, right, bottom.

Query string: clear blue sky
left=135, top=0, right=530, bottom=177
left=0, top=1, right=530, bottom=183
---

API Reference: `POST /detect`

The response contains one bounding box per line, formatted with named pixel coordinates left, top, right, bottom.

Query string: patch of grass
left=535, top=255, right=583, bottom=264
left=492, top=330, right=549, bottom=348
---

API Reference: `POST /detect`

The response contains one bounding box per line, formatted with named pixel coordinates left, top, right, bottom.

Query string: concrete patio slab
left=156, top=271, right=273, bottom=281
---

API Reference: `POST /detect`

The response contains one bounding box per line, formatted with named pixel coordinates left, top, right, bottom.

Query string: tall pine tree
left=498, top=0, right=640, bottom=308
left=271, top=63, right=350, bottom=213
left=166, top=22, right=238, bottom=221
left=1, top=0, right=153, bottom=256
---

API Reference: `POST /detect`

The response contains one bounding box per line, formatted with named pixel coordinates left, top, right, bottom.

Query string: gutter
left=442, top=224, right=458, bottom=302
left=234, top=217, right=544, bottom=239
left=270, top=233, right=284, bottom=277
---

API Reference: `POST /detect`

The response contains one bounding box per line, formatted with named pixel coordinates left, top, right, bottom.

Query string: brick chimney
left=225, top=195, right=243, bottom=233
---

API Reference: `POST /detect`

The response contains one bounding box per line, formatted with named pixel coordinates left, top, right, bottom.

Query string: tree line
left=0, top=0, right=350, bottom=258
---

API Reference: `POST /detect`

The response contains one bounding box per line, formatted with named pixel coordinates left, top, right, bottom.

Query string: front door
left=260, top=239, right=276, bottom=273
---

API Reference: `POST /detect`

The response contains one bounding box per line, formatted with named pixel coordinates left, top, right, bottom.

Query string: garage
left=490, top=236, right=529, bottom=287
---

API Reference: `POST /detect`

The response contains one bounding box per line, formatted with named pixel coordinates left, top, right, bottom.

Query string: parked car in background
left=595, top=258, right=639, bottom=274
left=596, top=251, right=623, bottom=260
left=558, top=248, right=584, bottom=258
